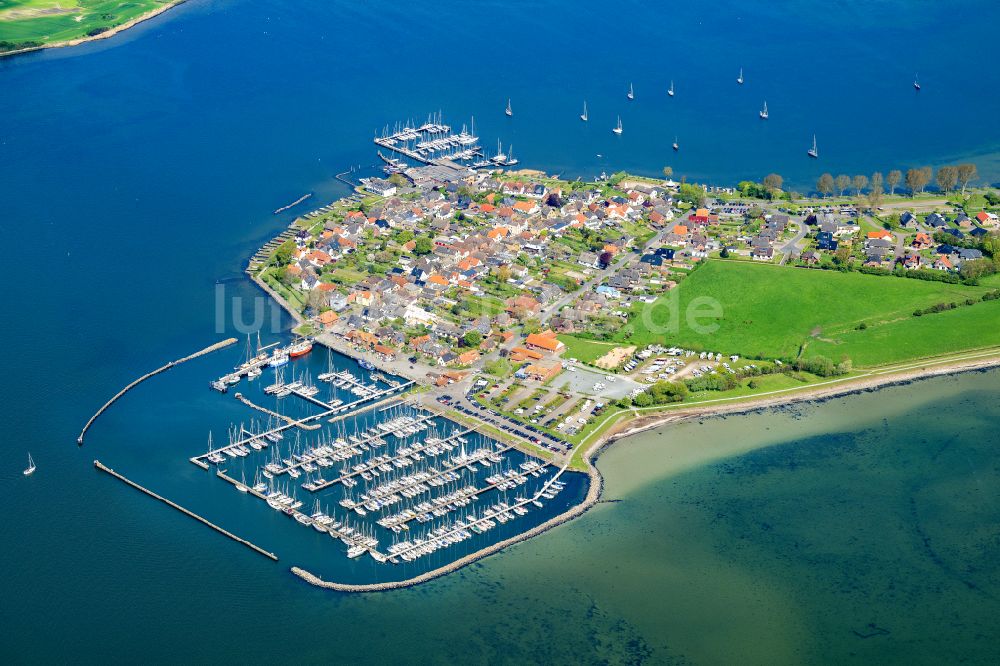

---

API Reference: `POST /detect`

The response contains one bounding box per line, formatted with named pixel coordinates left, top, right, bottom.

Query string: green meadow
left=564, top=261, right=999, bottom=368
left=0, top=0, right=175, bottom=50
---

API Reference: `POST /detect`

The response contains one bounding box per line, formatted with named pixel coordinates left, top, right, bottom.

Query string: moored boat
left=288, top=338, right=313, bottom=358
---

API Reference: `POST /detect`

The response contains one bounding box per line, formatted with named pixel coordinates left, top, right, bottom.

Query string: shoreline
left=289, top=352, right=1000, bottom=593
left=0, top=1, right=186, bottom=59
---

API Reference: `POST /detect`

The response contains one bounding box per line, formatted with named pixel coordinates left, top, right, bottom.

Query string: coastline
left=0, top=1, right=186, bottom=59
left=289, top=352, right=1000, bottom=593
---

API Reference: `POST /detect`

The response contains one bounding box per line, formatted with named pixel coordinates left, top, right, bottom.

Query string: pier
left=305, top=424, right=476, bottom=492
left=233, top=393, right=323, bottom=431
left=265, top=412, right=438, bottom=479
left=94, top=460, right=278, bottom=561
left=189, top=382, right=416, bottom=468
left=214, top=467, right=389, bottom=560
left=78, top=338, right=238, bottom=445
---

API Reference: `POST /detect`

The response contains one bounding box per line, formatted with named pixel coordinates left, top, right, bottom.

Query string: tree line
left=815, top=163, right=978, bottom=203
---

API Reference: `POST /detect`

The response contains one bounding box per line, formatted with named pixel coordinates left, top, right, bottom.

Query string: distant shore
left=0, top=1, right=186, bottom=58
left=290, top=351, right=1000, bottom=593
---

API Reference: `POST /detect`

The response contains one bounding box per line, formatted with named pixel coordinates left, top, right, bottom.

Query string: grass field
left=556, top=335, right=623, bottom=364
left=588, top=261, right=997, bottom=367
left=0, top=0, right=176, bottom=50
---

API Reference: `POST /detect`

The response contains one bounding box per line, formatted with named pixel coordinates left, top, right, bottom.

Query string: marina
left=373, top=112, right=518, bottom=169
left=189, top=344, right=583, bottom=573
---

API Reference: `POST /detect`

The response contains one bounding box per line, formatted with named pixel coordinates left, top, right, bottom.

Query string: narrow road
left=779, top=222, right=809, bottom=265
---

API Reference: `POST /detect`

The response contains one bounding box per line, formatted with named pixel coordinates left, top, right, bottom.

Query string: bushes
left=686, top=373, right=739, bottom=392
left=617, top=381, right=688, bottom=408
left=791, top=355, right=851, bottom=377
left=914, top=290, right=1000, bottom=316
left=914, top=302, right=956, bottom=316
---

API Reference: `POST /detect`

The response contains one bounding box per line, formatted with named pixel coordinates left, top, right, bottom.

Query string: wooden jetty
left=190, top=382, right=416, bottom=468
left=306, top=425, right=475, bottom=492
left=214, top=467, right=389, bottom=561
left=94, top=460, right=277, bottom=561
left=267, top=413, right=438, bottom=478
left=78, top=338, right=238, bottom=445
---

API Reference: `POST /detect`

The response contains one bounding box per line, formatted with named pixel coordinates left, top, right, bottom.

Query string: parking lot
left=559, top=363, right=642, bottom=399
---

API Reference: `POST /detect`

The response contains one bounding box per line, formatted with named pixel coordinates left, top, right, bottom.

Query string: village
left=248, top=163, right=1000, bottom=454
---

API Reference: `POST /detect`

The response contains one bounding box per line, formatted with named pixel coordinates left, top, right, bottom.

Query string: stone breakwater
left=78, top=337, right=238, bottom=445
left=95, top=460, right=278, bottom=561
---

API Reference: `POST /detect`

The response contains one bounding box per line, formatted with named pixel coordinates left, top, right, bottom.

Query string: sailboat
left=24, top=452, right=36, bottom=476
left=807, top=134, right=818, bottom=158
left=612, top=116, right=623, bottom=135
left=627, top=82, right=634, bottom=100
left=913, top=74, right=921, bottom=91
left=580, top=100, right=588, bottom=122
left=505, top=99, right=512, bottom=117
left=672, top=136, right=679, bottom=151
left=737, top=67, right=744, bottom=85
left=759, top=100, right=768, bottom=119
left=668, top=80, right=675, bottom=97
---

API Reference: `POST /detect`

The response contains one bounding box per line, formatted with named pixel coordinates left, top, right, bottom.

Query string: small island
left=0, top=0, right=185, bottom=56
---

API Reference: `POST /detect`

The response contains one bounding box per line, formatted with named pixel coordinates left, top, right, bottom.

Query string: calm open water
left=2, top=0, right=1000, bottom=662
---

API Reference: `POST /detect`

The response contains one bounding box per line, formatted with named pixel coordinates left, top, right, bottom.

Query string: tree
left=598, top=251, right=614, bottom=269
left=936, top=165, right=958, bottom=193
left=522, top=318, right=542, bottom=335
left=887, top=170, right=902, bottom=195
left=867, top=172, right=884, bottom=209
left=677, top=183, right=706, bottom=206
left=273, top=239, right=296, bottom=266
left=413, top=236, right=433, bottom=255
left=817, top=173, right=834, bottom=198
left=306, top=288, right=327, bottom=311
left=662, top=166, right=673, bottom=178
left=957, top=163, right=978, bottom=195
left=387, top=173, right=407, bottom=187
left=870, top=172, right=883, bottom=192
left=462, top=330, right=482, bottom=348
left=919, top=166, right=933, bottom=191
left=905, top=168, right=930, bottom=195
left=852, top=174, right=869, bottom=196
left=867, top=183, right=884, bottom=210
left=835, top=174, right=851, bottom=196
left=959, top=258, right=996, bottom=282
left=763, top=173, right=783, bottom=194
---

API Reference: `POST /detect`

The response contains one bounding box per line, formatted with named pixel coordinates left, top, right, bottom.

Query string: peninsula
left=229, top=139, right=1000, bottom=589
left=0, top=0, right=185, bottom=56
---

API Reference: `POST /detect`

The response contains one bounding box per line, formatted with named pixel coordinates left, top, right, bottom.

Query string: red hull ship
left=288, top=339, right=313, bottom=358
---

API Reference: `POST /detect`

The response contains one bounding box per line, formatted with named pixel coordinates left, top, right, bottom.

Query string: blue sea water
left=2, top=0, right=1000, bottom=662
